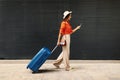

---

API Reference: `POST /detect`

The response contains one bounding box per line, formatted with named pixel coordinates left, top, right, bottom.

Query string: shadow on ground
left=32, top=69, right=60, bottom=74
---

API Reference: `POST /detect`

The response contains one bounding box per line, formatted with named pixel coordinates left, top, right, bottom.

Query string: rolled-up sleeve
left=59, top=22, right=66, bottom=35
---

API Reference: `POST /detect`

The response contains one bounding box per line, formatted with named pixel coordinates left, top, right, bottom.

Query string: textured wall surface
left=0, top=0, right=120, bottom=59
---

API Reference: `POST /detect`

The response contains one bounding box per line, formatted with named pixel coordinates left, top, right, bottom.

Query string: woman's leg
left=53, top=51, right=63, bottom=68
left=53, top=35, right=70, bottom=70
left=63, top=35, right=70, bottom=70
left=53, top=35, right=66, bottom=67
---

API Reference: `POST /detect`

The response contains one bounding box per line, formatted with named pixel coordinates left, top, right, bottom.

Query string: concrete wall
left=0, top=0, right=120, bottom=59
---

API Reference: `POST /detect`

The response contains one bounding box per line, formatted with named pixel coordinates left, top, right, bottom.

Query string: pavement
left=0, top=60, right=120, bottom=80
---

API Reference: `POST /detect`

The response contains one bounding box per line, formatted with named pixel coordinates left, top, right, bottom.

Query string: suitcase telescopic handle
left=51, top=45, right=58, bottom=53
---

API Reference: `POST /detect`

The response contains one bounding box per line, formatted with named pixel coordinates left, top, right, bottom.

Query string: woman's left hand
left=76, top=25, right=81, bottom=30
left=72, top=25, right=81, bottom=33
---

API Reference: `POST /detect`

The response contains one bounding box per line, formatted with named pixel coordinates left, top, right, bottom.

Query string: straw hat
left=63, top=11, right=72, bottom=19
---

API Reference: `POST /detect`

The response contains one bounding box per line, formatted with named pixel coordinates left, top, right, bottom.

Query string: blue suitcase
left=27, top=46, right=57, bottom=72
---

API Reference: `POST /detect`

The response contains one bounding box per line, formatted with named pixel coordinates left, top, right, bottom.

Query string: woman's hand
left=72, top=25, right=81, bottom=33
left=76, top=26, right=81, bottom=30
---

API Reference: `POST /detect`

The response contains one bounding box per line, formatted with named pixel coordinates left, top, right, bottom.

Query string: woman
left=53, top=11, right=81, bottom=71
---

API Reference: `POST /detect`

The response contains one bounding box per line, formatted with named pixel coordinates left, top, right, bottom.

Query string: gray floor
left=0, top=60, right=120, bottom=80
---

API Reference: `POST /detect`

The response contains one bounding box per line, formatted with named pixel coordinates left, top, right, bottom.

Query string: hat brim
left=63, top=11, right=72, bottom=19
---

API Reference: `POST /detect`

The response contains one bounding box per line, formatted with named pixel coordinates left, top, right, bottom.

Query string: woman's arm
left=57, top=22, right=65, bottom=45
left=57, top=33, right=62, bottom=45
left=72, top=25, right=81, bottom=33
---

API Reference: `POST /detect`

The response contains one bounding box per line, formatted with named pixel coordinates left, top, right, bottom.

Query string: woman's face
left=68, top=14, right=72, bottom=21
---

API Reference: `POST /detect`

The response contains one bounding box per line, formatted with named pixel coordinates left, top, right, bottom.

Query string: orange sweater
left=59, top=21, right=73, bottom=35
